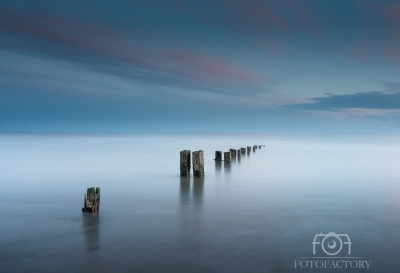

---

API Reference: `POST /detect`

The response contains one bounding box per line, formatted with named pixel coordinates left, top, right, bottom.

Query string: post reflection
left=179, top=177, right=204, bottom=245
left=180, top=177, right=190, bottom=208
left=82, top=213, right=100, bottom=252
left=192, top=177, right=204, bottom=209
left=224, top=162, right=231, bottom=173
left=179, top=177, right=204, bottom=211
left=215, top=161, right=222, bottom=175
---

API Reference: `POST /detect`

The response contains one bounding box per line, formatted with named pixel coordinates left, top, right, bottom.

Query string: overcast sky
left=1, top=0, right=400, bottom=132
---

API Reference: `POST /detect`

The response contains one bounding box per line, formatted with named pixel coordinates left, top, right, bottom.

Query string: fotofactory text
left=294, top=232, right=372, bottom=269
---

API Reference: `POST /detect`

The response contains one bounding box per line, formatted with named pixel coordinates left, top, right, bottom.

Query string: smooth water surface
left=0, top=133, right=399, bottom=272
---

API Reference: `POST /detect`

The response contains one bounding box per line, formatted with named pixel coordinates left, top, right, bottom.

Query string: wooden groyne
left=193, top=150, right=204, bottom=177
left=230, top=148, right=236, bottom=159
left=179, top=144, right=265, bottom=176
left=224, top=151, right=232, bottom=163
left=180, top=150, right=191, bottom=177
left=215, top=151, right=222, bottom=162
left=82, top=187, right=100, bottom=214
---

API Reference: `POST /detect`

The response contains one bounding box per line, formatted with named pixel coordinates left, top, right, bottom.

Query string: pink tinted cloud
left=357, top=1, right=400, bottom=39
left=221, top=0, right=290, bottom=34
left=386, top=5, right=400, bottom=39
left=382, top=46, right=400, bottom=64
left=316, top=108, right=400, bottom=119
left=347, top=43, right=370, bottom=63
left=0, top=6, right=261, bottom=86
left=379, top=4, right=400, bottom=65
left=174, top=0, right=325, bottom=53
left=157, top=51, right=261, bottom=84
left=221, top=0, right=326, bottom=40
left=355, top=1, right=400, bottom=65
left=387, top=5, right=400, bottom=20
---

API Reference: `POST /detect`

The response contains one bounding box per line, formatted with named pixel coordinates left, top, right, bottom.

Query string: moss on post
left=224, top=151, right=232, bottom=163
left=83, top=187, right=100, bottom=213
left=180, top=150, right=191, bottom=177
left=192, top=150, right=204, bottom=177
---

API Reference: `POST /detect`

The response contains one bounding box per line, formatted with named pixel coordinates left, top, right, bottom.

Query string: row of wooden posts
left=180, top=145, right=264, bottom=177
left=180, top=150, right=203, bottom=177
left=82, top=145, right=265, bottom=214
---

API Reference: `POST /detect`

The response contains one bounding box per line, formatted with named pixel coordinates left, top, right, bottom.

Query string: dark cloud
left=382, top=81, right=400, bottom=93
left=285, top=91, right=400, bottom=110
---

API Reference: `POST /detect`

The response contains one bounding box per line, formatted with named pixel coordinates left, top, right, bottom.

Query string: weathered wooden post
left=82, top=187, right=100, bottom=214
left=258, top=145, right=262, bottom=149
left=254, top=145, right=257, bottom=149
left=247, top=146, right=251, bottom=153
left=214, top=151, right=222, bottom=161
left=180, top=150, right=191, bottom=177
left=237, top=149, right=241, bottom=158
left=253, top=146, right=256, bottom=152
left=192, top=150, right=204, bottom=177
left=230, top=148, right=236, bottom=159
left=224, top=151, right=232, bottom=163
left=241, top=147, right=246, bottom=154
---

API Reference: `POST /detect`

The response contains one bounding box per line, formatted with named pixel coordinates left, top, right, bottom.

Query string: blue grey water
left=0, top=133, right=399, bottom=273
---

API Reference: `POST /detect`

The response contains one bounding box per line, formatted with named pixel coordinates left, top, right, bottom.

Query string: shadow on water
left=82, top=213, right=100, bottom=252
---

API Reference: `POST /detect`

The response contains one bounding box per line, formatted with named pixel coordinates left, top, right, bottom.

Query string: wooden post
left=224, top=151, right=232, bottom=163
left=96, top=187, right=101, bottom=213
left=241, top=147, right=246, bottom=154
left=215, top=151, right=222, bottom=161
left=237, top=149, right=241, bottom=158
left=230, top=148, right=236, bottom=159
left=253, top=146, right=256, bottom=152
left=192, top=150, right=204, bottom=177
left=180, top=150, right=191, bottom=177
left=258, top=145, right=262, bottom=149
left=82, top=187, right=100, bottom=214
left=247, top=146, right=251, bottom=153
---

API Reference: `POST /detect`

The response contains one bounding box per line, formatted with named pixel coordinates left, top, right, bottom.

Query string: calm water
left=0, top=133, right=399, bottom=273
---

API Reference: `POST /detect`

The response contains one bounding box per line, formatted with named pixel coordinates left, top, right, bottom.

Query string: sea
left=0, top=133, right=399, bottom=273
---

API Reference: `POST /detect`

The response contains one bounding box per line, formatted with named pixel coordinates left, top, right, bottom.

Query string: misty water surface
left=0, top=133, right=399, bottom=273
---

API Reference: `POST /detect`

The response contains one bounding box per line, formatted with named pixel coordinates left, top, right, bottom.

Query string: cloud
left=356, top=1, right=400, bottom=62
left=285, top=91, right=400, bottom=111
left=0, top=4, right=262, bottom=90
left=381, top=81, right=400, bottom=93
left=173, top=0, right=326, bottom=50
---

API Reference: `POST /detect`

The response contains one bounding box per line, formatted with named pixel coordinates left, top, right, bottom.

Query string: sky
left=1, top=0, right=400, bottom=133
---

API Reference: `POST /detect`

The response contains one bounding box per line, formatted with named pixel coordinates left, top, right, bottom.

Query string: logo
left=312, top=232, right=351, bottom=256
left=294, top=232, right=371, bottom=269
